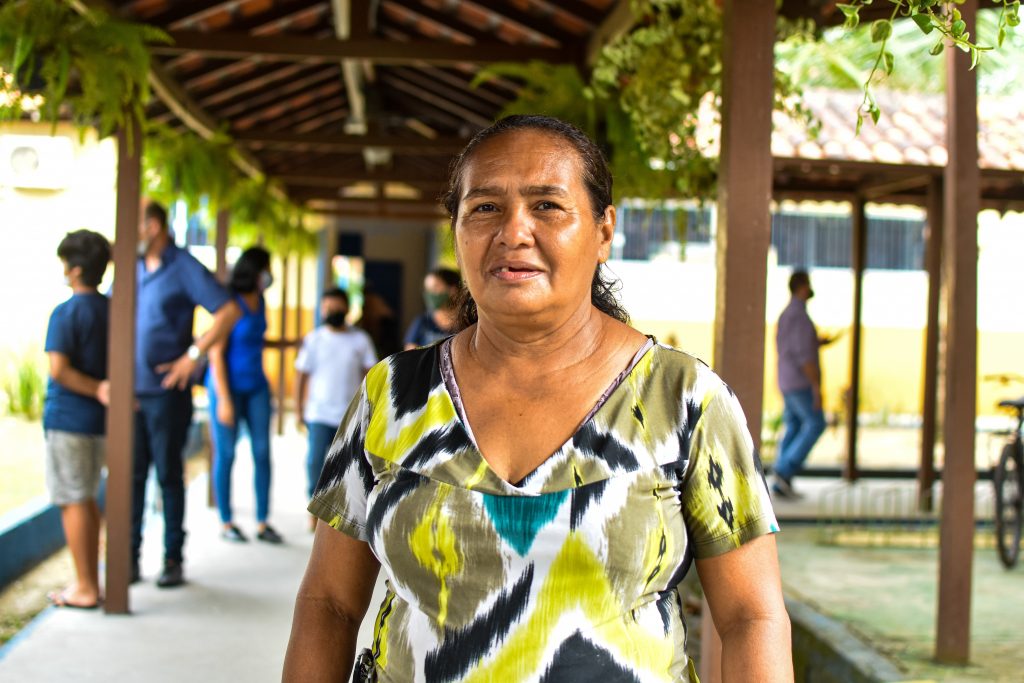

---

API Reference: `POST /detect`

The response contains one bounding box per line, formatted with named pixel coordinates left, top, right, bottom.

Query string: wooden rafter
left=214, top=69, right=341, bottom=120
left=234, top=130, right=466, bottom=153
left=465, top=0, right=580, bottom=46
left=152, top=28, right=577, bottom=65
left=380, top=72, right=492, bottom=128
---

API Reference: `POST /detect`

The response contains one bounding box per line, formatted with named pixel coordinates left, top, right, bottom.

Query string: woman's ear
left=597, top=205, right=616, bottom=262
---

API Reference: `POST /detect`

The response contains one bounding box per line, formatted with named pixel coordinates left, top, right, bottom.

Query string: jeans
left=774, top=387, right=826, bottom=482
left=132, top=389, right=193, bottom=564
left=306, top=422, right=338, bottom=499
left=209, top=384, right=273, bottom=524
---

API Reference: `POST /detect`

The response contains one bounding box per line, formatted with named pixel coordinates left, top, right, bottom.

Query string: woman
left=403, top=267, right=461, bottom=350
left=206, top=246, right=282, bottom=544
left=284, top=116, right=791, bottom=681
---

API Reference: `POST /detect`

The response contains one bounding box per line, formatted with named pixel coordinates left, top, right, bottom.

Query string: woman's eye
left=471, top=202, right=497, bottom=213
left=536, top=201, right=559, bottom=211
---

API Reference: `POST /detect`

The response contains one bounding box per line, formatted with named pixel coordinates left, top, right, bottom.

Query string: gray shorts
left=45, top=430, right=106, bottom=505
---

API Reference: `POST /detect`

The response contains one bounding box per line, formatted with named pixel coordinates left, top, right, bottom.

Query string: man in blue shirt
left=772, top=270, right=837, bottom=499
left=132, top=201, right=240, bottom=588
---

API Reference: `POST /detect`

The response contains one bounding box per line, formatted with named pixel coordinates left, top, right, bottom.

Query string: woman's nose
left=495, top=204, right=535, bottom=247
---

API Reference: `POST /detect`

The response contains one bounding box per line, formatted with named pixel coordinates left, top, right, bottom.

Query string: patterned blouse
left=309, top=338, right=778, bottom=683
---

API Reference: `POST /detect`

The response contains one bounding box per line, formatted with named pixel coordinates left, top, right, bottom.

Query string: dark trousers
left=306, top=422, right=338, bottom=499
left=131, top=389, right=193, bottom=564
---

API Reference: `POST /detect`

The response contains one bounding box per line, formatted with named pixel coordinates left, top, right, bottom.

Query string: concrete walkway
left=0, top=429, right=385, bottom=682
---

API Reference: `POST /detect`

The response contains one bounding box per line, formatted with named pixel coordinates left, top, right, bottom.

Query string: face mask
left=424, top=291, right=450, bottom=312
left=137, top=238, right=150, bottom=257
left=64, top=275, right=72, bottom=287
left=324, top=311, right=347, bottom=328
left=258, top=271, right=274, bottom=291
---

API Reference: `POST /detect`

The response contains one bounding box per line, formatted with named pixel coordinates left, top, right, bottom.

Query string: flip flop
left=47, top=590, right=99, bottom=610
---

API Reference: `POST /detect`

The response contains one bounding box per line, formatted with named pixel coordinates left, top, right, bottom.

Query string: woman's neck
left=465, top=302, right=609, bottom=375
left=240, top=290, right=260, bottom=310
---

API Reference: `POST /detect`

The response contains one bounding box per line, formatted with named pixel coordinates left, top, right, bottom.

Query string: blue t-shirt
left=43, top=292, right=109, bottom=435
left=206, top=293, right=268, bottom=394
left=403, top=312, right=453, bottom=348
left=136, top=244, right=230, bottom=396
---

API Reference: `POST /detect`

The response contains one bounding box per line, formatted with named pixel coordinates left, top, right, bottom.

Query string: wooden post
left=276, top=254, right=290, bottom=436
left=935, top=0, right=979, bottom=664
left=846, top=196, right=866, bottom=481
left=208, top=209, right=230, bottom=508
left=105, top=119, right=141, bottom=615
left=705, top=1, right=775, bottom=680
left=919, top=177, right=943, bottom=512
left=294, top=255, right=304, bottom=341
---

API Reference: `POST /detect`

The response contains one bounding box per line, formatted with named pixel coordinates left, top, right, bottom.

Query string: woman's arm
left=695, top=534, right=793, bottom=682
left=295, top=371, right=309, bottom=431
left=207, top=340, right=234, bottom=427
left=283, top=523, right=381, bottom=682
left=48, top=352, right=109, bottom=405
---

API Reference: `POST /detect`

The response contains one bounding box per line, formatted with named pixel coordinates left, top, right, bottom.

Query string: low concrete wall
left=787, top=596, right=907, bottom=683
left=0, top=498, right=64, bottom=591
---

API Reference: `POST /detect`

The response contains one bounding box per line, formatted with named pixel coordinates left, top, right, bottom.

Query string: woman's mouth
left=492, top=266, right=542, bottom=281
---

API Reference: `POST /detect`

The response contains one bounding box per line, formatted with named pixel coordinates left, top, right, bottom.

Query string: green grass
left=0, top=416, right=47, bottom=518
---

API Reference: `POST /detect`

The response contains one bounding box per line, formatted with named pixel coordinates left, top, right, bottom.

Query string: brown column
left=208, top=209, right=230, bottom=508
left=276, top=254, right=290, bottom=436
left=215, top=209, right=230, bottom=282
left=935, top=0, right=979, bottom=664
left=846, top=196, right=866, bottom=481
left=705, top=1, right=775, bottom=680
left=919, top=177, right=943, bottom=512
left=105, top=120, right=142, bottom=615
left=294, top=255, right=304, bottom=340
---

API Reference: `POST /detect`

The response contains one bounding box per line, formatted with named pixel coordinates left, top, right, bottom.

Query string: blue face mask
left=258, top=271, right=274, bottom=291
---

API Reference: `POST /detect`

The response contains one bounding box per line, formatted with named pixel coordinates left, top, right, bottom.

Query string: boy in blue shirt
left=44, top=230, right=112, bottom=609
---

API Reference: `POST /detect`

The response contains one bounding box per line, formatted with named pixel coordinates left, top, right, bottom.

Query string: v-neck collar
left=439, top=336, right=656, bottom=490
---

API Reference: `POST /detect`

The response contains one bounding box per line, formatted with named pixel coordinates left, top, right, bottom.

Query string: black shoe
left=156, top=560, right=185, bottom=588
left=130, top=561, right=141, bottom=585
left=221, top=524, right=248, bottom=543
left=256, top=525, right=283, bottom=545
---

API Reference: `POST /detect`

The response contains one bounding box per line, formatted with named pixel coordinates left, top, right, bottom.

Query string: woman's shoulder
left=648, top=342, right=731, bottom=405
left=364, top=344, right=442, bottom=402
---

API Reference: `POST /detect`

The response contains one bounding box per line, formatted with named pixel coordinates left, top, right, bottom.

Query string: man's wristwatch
left=187, top=344, right=203, bottom=361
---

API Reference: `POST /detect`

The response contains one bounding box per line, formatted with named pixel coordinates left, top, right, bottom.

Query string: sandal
left=47, top=590, right=99, bottom=610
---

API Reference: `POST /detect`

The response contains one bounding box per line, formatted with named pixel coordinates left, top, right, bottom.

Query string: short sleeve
left=295, top=333, right=315, bottom=373
left=681, top=381, right=778, bottom=559
left=307, top=382, right=374, bottom=541
left=181, top=252, right=230, bottom=313
left=44, top=305, right=73, bottom=355
left=361, top=332, right=378, bottom=369
left=785, top=314, right=817, bottom=366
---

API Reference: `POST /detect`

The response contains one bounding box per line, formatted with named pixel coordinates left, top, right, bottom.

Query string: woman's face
left=453, top=130, right=614, bottom=326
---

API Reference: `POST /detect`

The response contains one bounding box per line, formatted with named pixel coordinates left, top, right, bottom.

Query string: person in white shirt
left=295, top=288, right=377, bottom=528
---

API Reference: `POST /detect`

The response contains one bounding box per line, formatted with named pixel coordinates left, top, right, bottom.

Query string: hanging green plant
left=229, top=176, right=316, bottom=256
left=477, top=1, right=817, bottom=206
left=0, top=0, right=169, bottom=140
left=144, top=123, right=241, bottom=215
left=835, top=0, right=1020, bottom=131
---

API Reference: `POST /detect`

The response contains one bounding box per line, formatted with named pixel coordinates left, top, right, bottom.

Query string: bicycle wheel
left=994, top=442, right=1024, bottom=569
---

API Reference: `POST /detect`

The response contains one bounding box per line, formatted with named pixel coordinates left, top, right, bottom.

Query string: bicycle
left=988, top=373, right=1024, bottom=568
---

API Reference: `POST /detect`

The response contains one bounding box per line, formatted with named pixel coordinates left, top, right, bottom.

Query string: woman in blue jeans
left=206, top=247, right=282, bottom=544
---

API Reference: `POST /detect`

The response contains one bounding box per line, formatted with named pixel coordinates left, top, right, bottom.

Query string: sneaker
left=221, top=524, right=248, bottom=543
left=256, top=525, right=283, bottom=545
left=156, top=560, right=185, bottom=588
left=771, top=475, right=801, bottom=500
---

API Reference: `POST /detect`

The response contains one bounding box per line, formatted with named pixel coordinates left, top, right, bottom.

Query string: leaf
left=952, top=19, right=967, bottom=37
left=970, top=46, right=981, bottom=69
left=870, top=104, right=880, bottom=124
left=871, top=19, right=893, bottom=43
left=912, top=13, right=934, bottom=34
left=837, top=3, right=860, bottom=28
left=998, top=26, right=1007, bottom=46
left=883, top=50, right=895, bottom=75
left=856, top=112, right=864, bottom=135
left=930, top=40, right=945, bottom=55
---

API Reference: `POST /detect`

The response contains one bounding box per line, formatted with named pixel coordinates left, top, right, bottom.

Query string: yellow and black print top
left=309, top=340, right=779, bottom=683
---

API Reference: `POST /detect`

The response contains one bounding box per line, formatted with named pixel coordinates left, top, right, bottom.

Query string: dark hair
left=57, top=230, right=112, bottom=287
left=428, top=268, right=461, bottom=289
left=789, top=270, right=811, bottom=294
left=440, top=114, right=628, bottom=328
left=229, top=246, right=271, bottom=294
left=322, top=287, right=350, bottom=307
left=144, top=201, right=168, bottom=230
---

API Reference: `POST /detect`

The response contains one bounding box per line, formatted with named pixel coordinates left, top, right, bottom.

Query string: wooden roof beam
left=235, top=130, right=466, bottom=153
left=153, top=29, right=578, bottom=65
left=380, top=73, right=492, bottom=128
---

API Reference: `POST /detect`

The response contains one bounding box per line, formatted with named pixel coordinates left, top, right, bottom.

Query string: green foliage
left=2, top=352, right=45, bottom=421
left=144, top=123, right=241, bottom=214
left=228, top=176, right=317, bottom=257
left=0, top=0, right=169, bottom=141
left=478, top=1, right=818, bottom=204
left=834, top=0, right=1021, bottom=131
